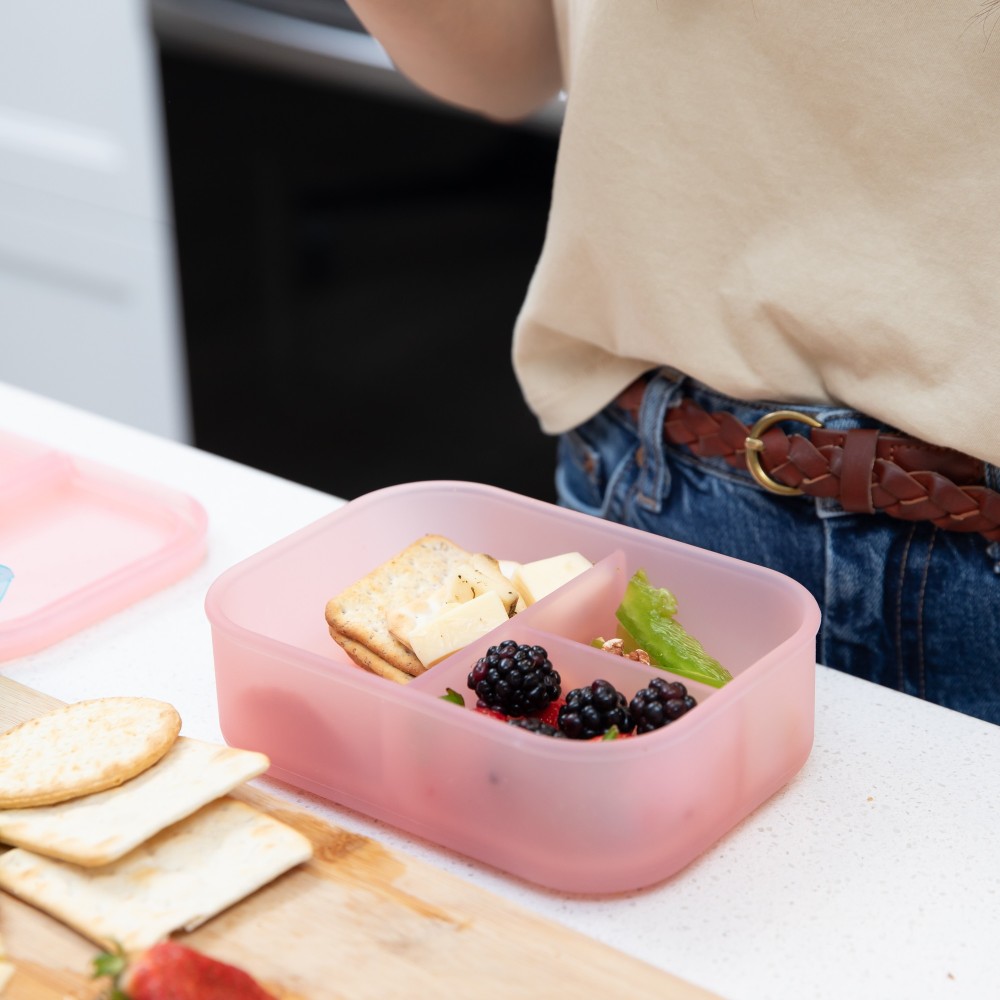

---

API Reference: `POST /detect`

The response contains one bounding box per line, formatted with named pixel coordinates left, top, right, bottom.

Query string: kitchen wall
left=157, top=7, right=562, bottom=502
left=0, top=1, right=562, bottom=503
left=0, top=2, right=190, bottom=441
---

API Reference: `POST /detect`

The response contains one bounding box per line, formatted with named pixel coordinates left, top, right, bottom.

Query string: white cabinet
left=0, top=1, right=190, bottom=441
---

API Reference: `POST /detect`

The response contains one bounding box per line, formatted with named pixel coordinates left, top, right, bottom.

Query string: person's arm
left=345, top=1, right=562, bottom=122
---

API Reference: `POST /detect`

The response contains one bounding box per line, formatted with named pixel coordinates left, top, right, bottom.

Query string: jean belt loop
left=985, top=462, right=1000, bottom=493
left=633, top=370, right=682, bottom=513
left=985, top=468, right=1000, bottom=566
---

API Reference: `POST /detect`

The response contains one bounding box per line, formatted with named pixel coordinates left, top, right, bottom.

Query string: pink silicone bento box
left=206, top=481, right=820, bottom=894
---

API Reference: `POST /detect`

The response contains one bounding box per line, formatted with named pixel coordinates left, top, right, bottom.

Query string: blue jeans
left=556, top=369, right=1000, bottom=726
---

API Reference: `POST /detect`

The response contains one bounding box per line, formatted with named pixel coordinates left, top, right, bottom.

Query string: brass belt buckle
left=744, top=409, right=824, bottom=496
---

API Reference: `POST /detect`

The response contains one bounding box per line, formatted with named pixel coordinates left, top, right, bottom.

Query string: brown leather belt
left=616, top=380, right=1000, bottom=541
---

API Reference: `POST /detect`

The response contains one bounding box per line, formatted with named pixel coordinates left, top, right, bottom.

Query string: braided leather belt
left=616, top=382, right=1000, bottom=541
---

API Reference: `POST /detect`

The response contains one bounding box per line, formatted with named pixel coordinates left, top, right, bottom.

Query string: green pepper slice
left=614, top=570, right=733, bottom=688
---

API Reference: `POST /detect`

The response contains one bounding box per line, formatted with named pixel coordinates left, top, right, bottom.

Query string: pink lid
left=0, top=431, right=207, bottom=660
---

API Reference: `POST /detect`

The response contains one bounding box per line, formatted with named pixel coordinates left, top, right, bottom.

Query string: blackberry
left=467, top=640, right=561, bottom=717
left=508, top=717, right=566, bottom=738
left=629, top=677, right=697, bottom=733
left=557, top=679, right=635, bottom=739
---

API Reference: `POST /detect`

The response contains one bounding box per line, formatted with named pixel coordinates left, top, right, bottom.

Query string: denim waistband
left=657, top=367, right=900, bottom=432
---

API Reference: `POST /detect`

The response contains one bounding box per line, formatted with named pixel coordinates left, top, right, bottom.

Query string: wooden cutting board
left=0, top=677, right=723, bottom=1000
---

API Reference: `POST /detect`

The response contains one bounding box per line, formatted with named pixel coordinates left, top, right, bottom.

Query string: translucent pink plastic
left=0, top=432, right=208, bottom=660
left=206, top=481, right=820, bottom=893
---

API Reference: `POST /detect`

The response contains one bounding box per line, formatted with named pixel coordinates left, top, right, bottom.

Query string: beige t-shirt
left=513, top=0, right=1000, bottom=466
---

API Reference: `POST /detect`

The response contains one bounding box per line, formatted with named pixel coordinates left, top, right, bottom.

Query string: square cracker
left=0, top=797, right=313, bottom=952
left=0, top=737, right=269, bottom=866
left=333, top=636, right=415, bottom=684
left=325, top=534, right=516, bottom=680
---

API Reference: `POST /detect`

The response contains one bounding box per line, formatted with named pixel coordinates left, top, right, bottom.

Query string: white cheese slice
left=387, top=576, right=469, bottom=648
left=407, top=590, right=510, bottom=668
left=388, top=560, right=520, bottom=653
left=510, top=552, right=593, bottom=606
left=497, top=559, right=527, bottom=613
left=459, top=557, right=519, bottom=613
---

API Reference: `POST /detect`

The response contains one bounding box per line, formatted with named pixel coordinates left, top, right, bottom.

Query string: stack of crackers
left=325, top=534, right=520, bottom=683
left=0, top=696, right=312, bottom=956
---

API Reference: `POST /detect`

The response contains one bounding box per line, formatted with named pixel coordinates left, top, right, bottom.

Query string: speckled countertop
left=2, top=381, right=998, bottom=1000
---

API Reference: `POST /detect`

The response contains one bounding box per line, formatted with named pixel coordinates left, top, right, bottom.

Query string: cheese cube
left=497, top=559, right=521, bottom=581
left=496, top=559, right=527, bottom=612
left=407, top=590, right=510, bottom=668
left=510, top=552, right=593, bottom=606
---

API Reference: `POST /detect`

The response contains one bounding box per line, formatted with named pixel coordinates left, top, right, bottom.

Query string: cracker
left=332, top=636, right=414, bottom=685
left=0, top=797, right=313, bottom=952
left=325, top=534, right=517, bottom=679
left=0, top=697, right=181, bottom=808
left=0, top=737, right=269, bottom=866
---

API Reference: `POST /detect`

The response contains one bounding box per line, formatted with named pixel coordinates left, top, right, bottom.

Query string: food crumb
left=599, top=638, right=651, bottom=663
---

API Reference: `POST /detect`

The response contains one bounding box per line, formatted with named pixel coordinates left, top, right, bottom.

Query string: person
left=343, top=2, right=1000, bottom=725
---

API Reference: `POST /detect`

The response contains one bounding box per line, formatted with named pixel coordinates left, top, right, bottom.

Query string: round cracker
left=0, top=697, right=181, bottom=808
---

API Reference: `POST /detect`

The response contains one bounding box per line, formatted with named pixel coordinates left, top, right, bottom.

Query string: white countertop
left=2, top=381, right=998, bottom=1000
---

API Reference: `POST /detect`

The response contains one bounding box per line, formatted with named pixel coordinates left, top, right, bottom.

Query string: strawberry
left=536, top=697, right=565, bottom=729
left=93, top=941, right=277, bottom=1000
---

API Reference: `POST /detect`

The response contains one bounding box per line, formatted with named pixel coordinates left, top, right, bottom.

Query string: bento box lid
left=0, top=431, right=207, bottom=660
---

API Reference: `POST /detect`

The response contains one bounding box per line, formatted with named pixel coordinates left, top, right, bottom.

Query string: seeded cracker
left=0, top=697, right=181, bottom=808
left=325, top=534, right=517, bottom=681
